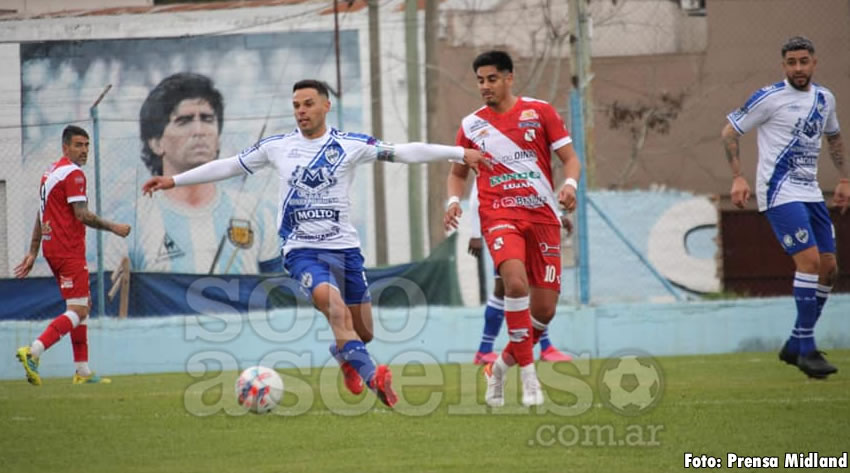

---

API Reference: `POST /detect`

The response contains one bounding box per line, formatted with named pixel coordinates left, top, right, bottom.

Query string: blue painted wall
left=2, top=295, right=848, bottom=381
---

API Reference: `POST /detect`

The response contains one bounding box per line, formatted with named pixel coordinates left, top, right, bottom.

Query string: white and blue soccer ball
left=235, top=366, right=284, bottom=414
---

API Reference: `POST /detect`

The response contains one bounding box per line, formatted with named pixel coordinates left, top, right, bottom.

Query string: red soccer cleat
left=473, top=351, right=499, bottom=365
left=369, top=365, right=398, bottom=408
left=540, top=346, right=573, bottom=362
left=340, top=361, right=364, bottom=395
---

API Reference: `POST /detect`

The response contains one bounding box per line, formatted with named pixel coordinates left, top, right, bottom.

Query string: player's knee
left=532, top=304, right=556, bottom=322
left=502, top=277, right=528, bottom=298
left=794, top=253, right=820, bottom=274
left=358, top=330, right=373, bottom=344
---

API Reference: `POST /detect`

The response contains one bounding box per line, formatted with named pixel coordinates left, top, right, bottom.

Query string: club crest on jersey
left=324, top=146, right=341, bottom=164
left=227, top=218, right=254, bottom=249
left=782, top=234, right=794, bottom=248
left=795, top=228, right=809, bottom=244
left=289, top=165, right=337, bottom=195
left=524, top=129, right=536, bottom=142
left=519, top=109, right=539, bottom=121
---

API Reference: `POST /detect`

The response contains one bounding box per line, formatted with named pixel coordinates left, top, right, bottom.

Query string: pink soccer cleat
left=540, top=346, right=573, bottom=362
left=473, top=351, right=499, bottom=365
left=369, top=365, right=398, bottom=408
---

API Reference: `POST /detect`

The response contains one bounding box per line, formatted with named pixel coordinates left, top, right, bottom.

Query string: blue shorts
left=283, top=248, right=371, bottom=305
left=764, top=201, right=836, bottom=255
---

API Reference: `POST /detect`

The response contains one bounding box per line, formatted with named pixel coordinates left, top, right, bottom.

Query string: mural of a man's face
left=149, top=98, right=220, bottom=174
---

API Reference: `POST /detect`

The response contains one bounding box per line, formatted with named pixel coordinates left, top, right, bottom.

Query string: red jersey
left=456, top=97, right=571, bottom=227
left=39, top=157, right=87, bottom=260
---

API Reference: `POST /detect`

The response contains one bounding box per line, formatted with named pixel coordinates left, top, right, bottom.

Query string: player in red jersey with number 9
left=14, top=125, right=131, bottom=385
left=445, top=51, right=581, bottom=407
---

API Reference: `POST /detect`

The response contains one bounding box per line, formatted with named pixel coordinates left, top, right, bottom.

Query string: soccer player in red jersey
left=445, top=51, right=581, bottom=407
left=14, top=125, right=131, bottom=385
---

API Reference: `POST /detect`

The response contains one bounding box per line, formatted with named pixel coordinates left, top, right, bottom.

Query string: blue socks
left=792, top=272, right=819, bottom=356
left=478, top=295, right=504, bottom=353
left=539, top=328, right=552, bottom=351
left=338, top=340, right=376, bottom=386
left=815, top=284, right=831, bottom=322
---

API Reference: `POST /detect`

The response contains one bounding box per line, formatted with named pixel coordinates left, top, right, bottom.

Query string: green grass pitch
left=1, top=350, right=848, bottom=473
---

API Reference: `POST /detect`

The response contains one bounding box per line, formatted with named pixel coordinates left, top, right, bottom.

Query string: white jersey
left=237, top=127, right=388, bottom=254
left=727, top=79, right=840, bottom=211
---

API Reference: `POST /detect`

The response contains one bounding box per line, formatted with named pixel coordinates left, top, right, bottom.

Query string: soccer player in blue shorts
left=143, top=79, right=489, bottom=407
left=722, top=36, right=848, bottom=379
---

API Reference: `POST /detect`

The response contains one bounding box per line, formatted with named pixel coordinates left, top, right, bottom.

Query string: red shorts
left=46, top=257, right=90, bottom=301
left=482, top=219, right=561, bottom=291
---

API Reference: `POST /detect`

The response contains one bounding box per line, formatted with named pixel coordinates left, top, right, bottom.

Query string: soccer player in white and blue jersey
left=143, top=79, right=488, bottom=407
left=722, top=37, right=849, bottom=378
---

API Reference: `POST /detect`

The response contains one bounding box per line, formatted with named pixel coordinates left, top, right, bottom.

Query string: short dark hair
left=472, top=50, right=514, bottom=73
left=62, top=125, right=89, bottom=146
left=139, top=73, right=224, bottom=176
left=781, top=36, right=815, bottom=57
left=293, top=79, right=330, bottom=98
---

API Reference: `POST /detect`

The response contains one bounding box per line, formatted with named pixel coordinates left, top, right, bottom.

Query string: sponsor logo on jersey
left=294, top=208, right=341, bottom=223
left=539, top=241, right=560, bottom=257
left=496, top=150, right=538, bottom=164
left=795, top=227, right=809, bottom=244
left=492, top=195, right=548, bottom=209
left=524, top=129, right=537, bottom=142
left=469, top=119, right=489, bottom=133
left=227, top=218, right=254, bottom=249
left=518, top=121, right=541, bottom=128
left=486, top=223, right=517, bottom=234
left=289, top=165, right=337, bottom=195
left=156, top=232, right=185, bottom=262
left=520, top=109, right=539, bottom=121
left=489, top=171, right=541, bottom=187
left=293, top=225, right=342, bottom=242
left=504, top=181, right=533, bottom=190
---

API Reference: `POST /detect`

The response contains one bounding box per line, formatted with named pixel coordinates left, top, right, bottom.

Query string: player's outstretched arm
left=387, top=143, right=491, bottom=172
left=444, top=163, right=469, bottom=231
left=722, top=123, right=751, bottom=209
left=141, top=156, right=245, bottom=197
left=555, top=142, right=581, bottom=212
left=826, top=132, right=849, bottom=214
left=72, top=201, right=132, bottom=237
left=13, top=215, right=42, bottom=278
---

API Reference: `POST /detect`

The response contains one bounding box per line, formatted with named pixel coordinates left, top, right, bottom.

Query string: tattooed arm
left=826, top=132, right=849, bottom=213
left=722, top=123, right=751, bottom=208
left=72, top=201, right=132, bottom=237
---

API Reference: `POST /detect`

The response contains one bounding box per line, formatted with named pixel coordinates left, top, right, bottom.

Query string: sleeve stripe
left=237, top=154, right=254, bottom=175
left=551, top=136, right=573, bottom=151
left=67, top=196, right=87, bottom=203
left=726, top=115, right=745, bottom=135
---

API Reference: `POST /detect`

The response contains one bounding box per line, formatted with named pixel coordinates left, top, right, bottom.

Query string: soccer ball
left=598, top=353, right=663, bottom=416
left=235, top=366, right=284, bottom=414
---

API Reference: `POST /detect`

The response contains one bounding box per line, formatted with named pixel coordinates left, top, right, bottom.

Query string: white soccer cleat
left=520, top=365, right=544, bottom=407
left=483, top=362, right=505, bottom=407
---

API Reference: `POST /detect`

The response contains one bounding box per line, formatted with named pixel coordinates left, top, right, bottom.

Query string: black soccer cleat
left=796, top=351, right=837, bottom=379
left=778, top=340, right=797, bottom=366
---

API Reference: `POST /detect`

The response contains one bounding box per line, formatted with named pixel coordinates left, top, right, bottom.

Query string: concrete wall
left=0, top=0, right=150, bottom=16
left=2, top=295, right=849, bottom=380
